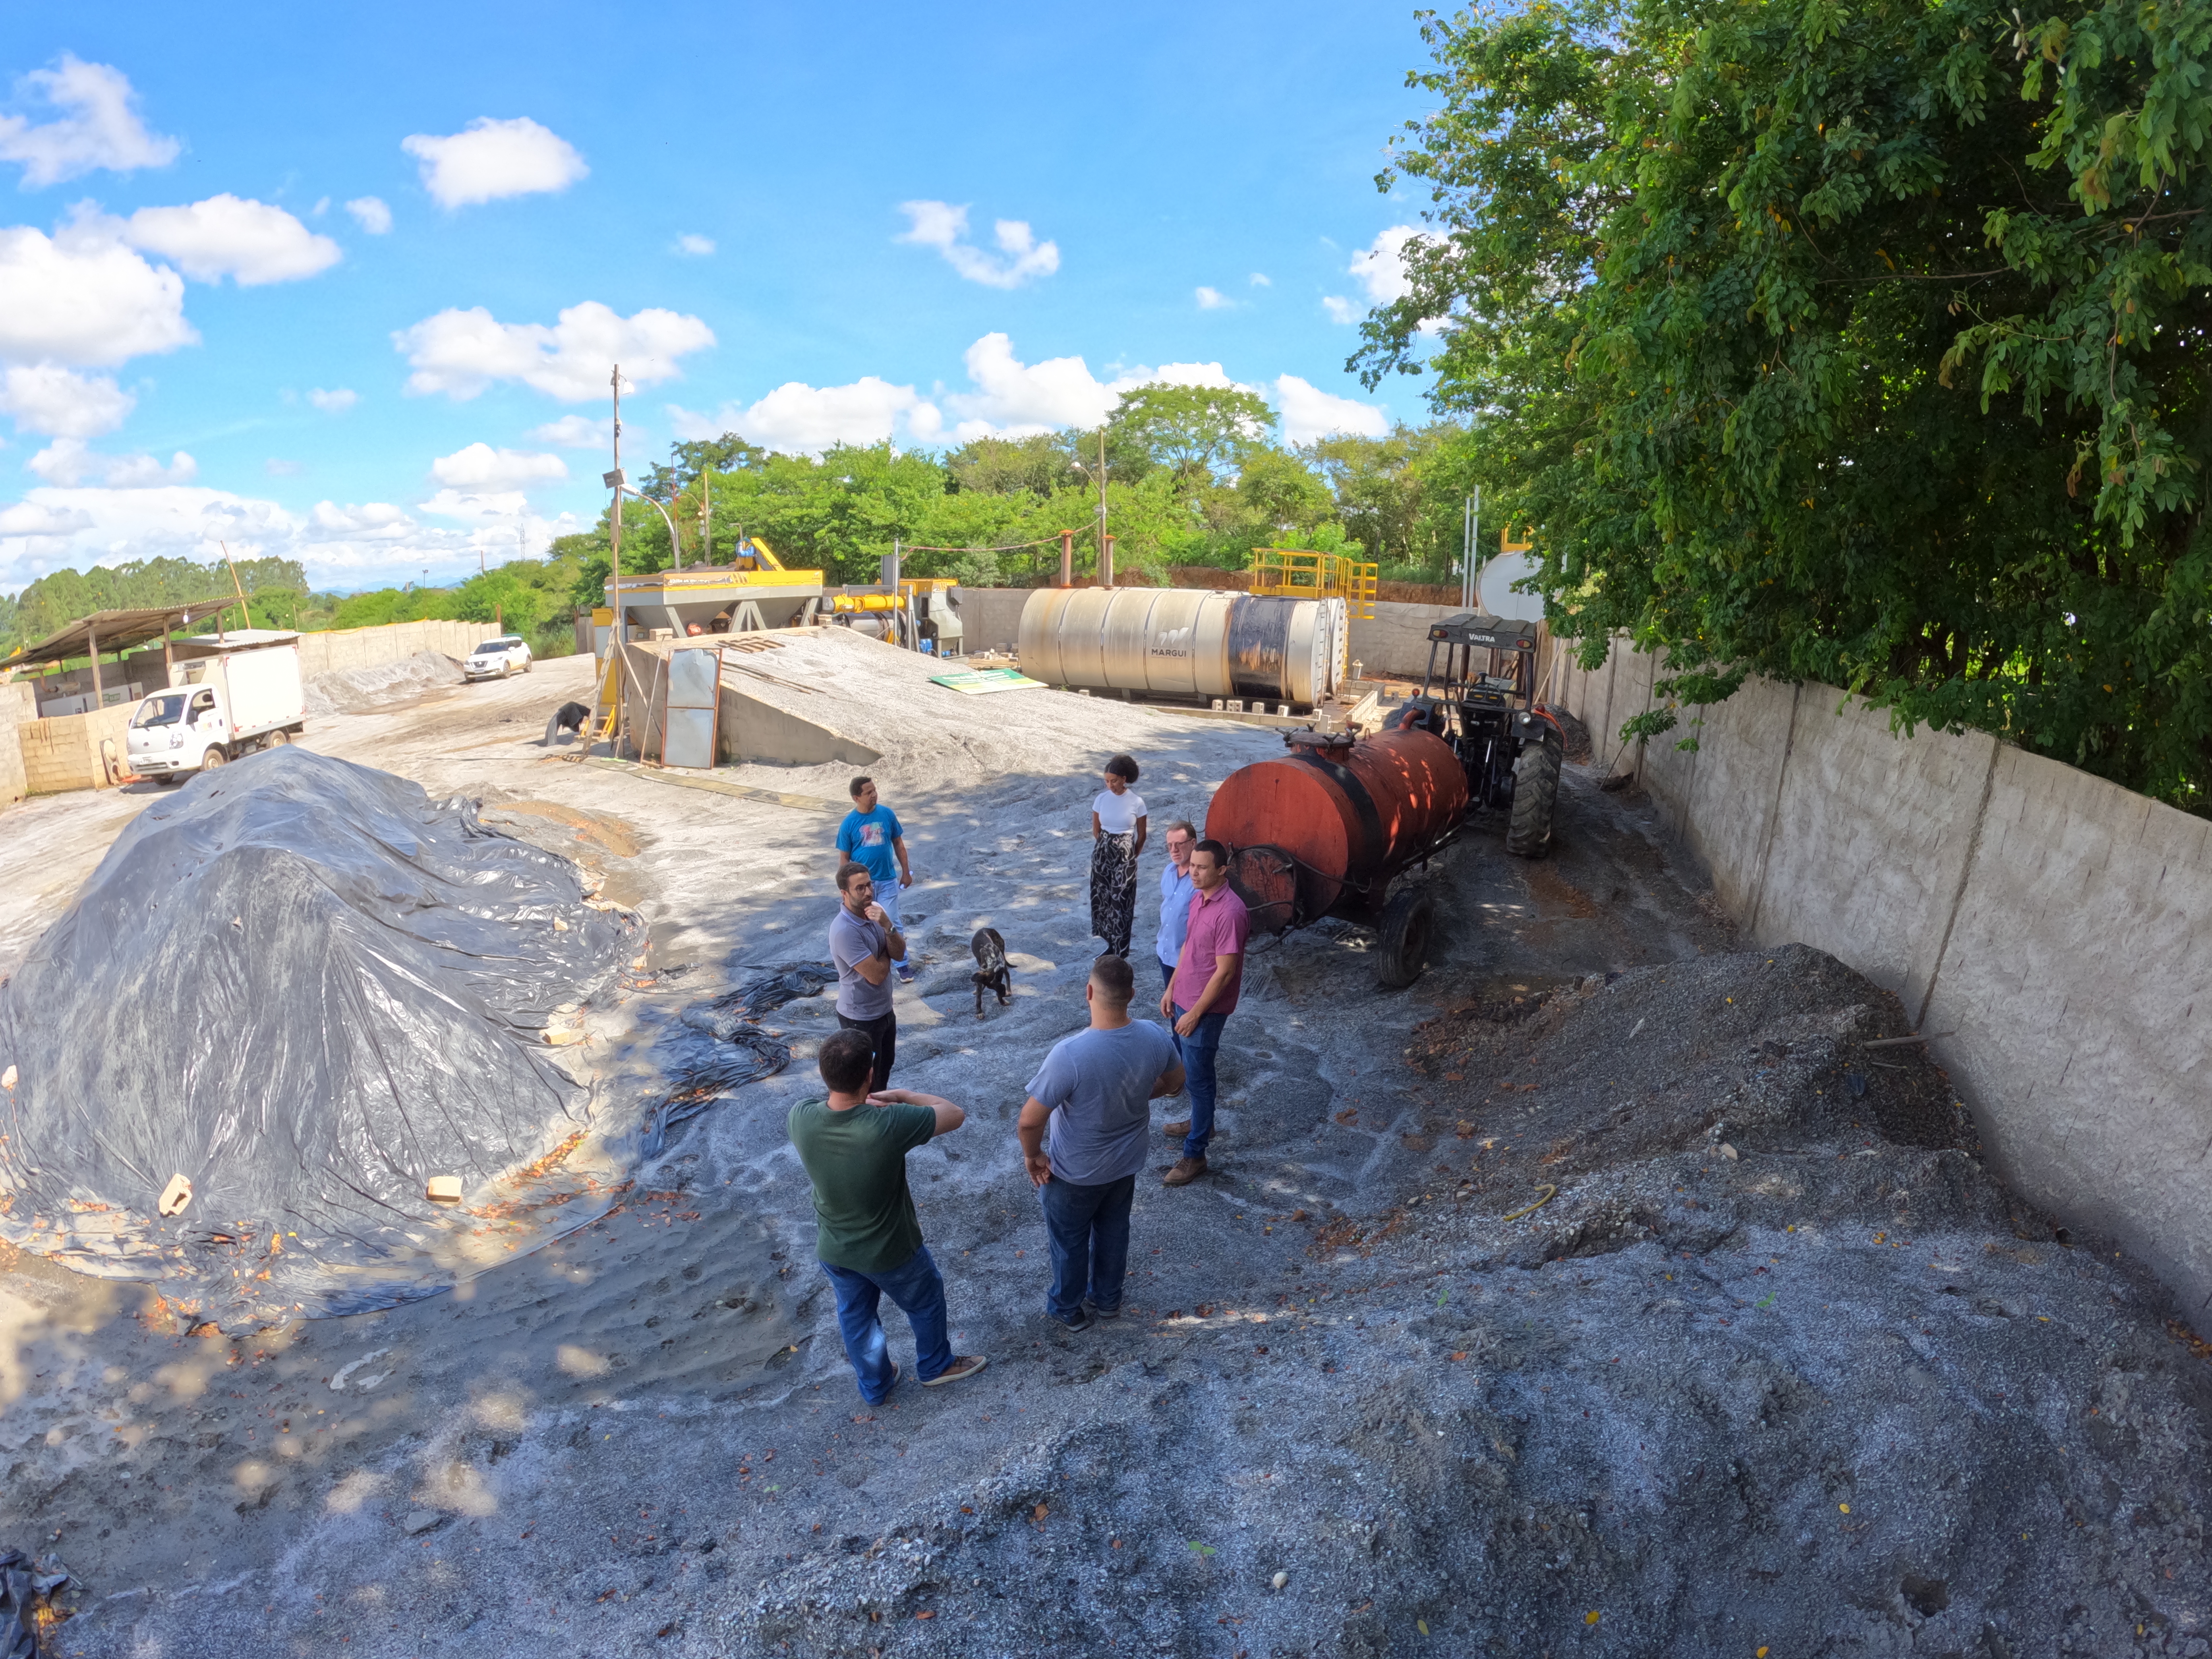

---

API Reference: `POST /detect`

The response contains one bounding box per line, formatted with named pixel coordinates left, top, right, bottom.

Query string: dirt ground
left=2, top=638, right=2207, bottom=1658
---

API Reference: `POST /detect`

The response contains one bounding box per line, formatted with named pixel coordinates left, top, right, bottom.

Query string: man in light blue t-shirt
left=1016, top=955, right=1185, bottom=1331
left=1155, top=819, right=1197, bottom=991
left=835, top=775, right=914, bottom=984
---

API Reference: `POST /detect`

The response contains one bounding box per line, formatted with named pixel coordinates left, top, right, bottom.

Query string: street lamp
left=618, top=485, right=686, bottom=572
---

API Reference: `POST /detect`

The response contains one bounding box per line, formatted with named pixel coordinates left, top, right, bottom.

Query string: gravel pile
left=711, top=945, right=2212, bottom=1658
left=302, top=649, right=463, bottom=717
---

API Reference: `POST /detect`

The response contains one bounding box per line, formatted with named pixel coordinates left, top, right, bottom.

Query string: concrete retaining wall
left=294, top=619, right=480, bottom=677
left=18, top=702, right=134, bottom=794
left=1555, top=643, right=2212, bottom=1317
left=951, top=588, right=1028, bottom=655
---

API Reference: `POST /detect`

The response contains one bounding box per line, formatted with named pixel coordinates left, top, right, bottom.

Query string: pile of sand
left=302, top=649, right=462, bottom=717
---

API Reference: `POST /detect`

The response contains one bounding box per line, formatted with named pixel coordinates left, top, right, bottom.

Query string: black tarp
left=0, top=748, right=643, bottom=1321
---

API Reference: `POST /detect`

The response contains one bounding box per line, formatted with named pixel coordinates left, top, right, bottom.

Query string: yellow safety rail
left=1247, top=547, right=1379, bottom=620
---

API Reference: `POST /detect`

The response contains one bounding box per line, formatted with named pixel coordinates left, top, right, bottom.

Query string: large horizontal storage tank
left=1017, top=588, right=1334, bottom=707
left=1203, top=728, right=1470, bottom=932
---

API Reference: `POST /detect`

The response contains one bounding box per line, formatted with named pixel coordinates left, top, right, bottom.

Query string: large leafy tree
left=1361, top=0, right=2212, bottom=812
left=1108, top=384, right=1278, bottom=485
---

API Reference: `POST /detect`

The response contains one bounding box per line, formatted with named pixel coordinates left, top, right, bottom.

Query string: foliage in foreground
left=1358, top=0, right=2212, bottom=812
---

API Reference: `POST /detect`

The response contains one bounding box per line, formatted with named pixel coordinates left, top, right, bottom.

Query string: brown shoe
left=920, top=1354, right=988, bottom=1387
left=1162, top=1155, right=1208, bottom=1187
left=1163, top=1120, right=1189, bottom=1139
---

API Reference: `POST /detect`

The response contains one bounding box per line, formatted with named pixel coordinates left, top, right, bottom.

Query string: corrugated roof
left=1, top=602, right=237, bottom=671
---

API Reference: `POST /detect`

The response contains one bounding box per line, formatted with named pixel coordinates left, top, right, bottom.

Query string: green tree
left=1107, top=384, right=1278, bottom=486
left=1360, top=0, right=2212, bottom=812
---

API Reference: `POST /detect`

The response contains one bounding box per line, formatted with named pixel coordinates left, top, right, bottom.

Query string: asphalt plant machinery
left=1203, top=611, right=1563, bottom=989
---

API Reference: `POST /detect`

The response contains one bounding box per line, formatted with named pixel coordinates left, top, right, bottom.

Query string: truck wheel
left=199, top=748, right=227, bottom=774
left=264, top=729, right=290, bottom=747
left=1506, top=738, right=1562, bottom=859
left=1374, top=888, right=1435, bottom=990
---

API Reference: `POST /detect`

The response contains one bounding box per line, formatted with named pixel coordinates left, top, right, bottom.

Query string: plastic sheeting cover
left=0, top=747, right=641, bottom=1321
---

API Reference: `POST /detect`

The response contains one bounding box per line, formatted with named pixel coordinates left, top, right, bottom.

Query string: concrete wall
left=715, top=679, right=882, bottom=768
left=0, top=681, right=32, bottom=805
left=951, top=587, right=1028, bottom=655
left=18, top=702, right=135, bottom=794
left=1555, top=643, right=2212, bottom=1317
left=293, top=619, right=480, bottom=677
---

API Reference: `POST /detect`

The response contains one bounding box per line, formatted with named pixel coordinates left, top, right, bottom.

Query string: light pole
left=618, top=486, right=684, bottom=571
left=1069, top=431, right=1112, bottom=588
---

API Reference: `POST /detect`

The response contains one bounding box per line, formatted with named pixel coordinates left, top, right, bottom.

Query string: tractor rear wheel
left=1374, top=888, right=1435, bottom=990
left=1506, top=737, right=1561, bottom=859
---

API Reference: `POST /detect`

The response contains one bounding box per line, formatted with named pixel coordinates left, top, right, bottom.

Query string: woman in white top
left=1088, top=754, right=1148, bottom=957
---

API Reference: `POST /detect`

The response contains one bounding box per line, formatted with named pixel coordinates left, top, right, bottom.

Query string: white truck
left=124, top=630, right=307, bottom=784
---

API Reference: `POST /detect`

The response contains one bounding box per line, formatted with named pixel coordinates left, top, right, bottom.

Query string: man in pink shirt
left=1156, top=838, right=1249, bottom=1187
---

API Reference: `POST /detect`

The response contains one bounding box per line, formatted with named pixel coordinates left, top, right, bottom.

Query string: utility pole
left=699, top=467, right=712, bottom=566
left=1461, top=490, right=1481, bottom=611
left=606, top=365, right=626, bottom=749
left=1095, top=426, right=1111, bottom=589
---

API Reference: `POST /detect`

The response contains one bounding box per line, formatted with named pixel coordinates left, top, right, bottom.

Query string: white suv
left=464, top=636, right=533, bottom=681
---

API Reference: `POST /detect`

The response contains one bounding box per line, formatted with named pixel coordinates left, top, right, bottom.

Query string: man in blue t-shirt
left=835, top=775, right=915, bottom=984
left=1016, top=954, right=1185, bottom=1331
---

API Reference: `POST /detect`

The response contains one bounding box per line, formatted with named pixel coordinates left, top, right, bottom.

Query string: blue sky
left=0, top=2, right=1441, bottom=593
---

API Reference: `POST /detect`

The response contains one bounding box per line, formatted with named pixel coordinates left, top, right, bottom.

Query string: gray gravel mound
left=302, top=649, right=463, bottom=717
left=715, top=944, right=2212, bottom=1658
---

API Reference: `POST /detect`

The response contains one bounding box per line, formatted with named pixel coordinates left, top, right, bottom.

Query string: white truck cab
left=125, top=630, right=307, bottom=784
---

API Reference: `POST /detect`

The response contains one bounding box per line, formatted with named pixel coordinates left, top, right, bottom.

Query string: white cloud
left=0, top=56, right=179, bottom=189
left=672, top=232, right=714, bottom=257
left=895, top=201, right=1059, bottom=289
left=429, top=442, right=568, bottom=491
left=117, top=194, right=341, bottom=285
left=1195, top=286, right=1233, bottom=310
left=418, top=487, right=530, bottom=522
left=1273, top=375, right=1388, bottom=445
left=1249, top=273, right=1272, bottom=287
left=345, top=195, right=393, bottom=234
left=264, top=458, right=304, bottom=477
left=1350, top=225, right=1419, bottom=304
left=311, top=196, right=329, bottom=217
left=402, top=117, right=587, bottom=209
left=26, top=437, right=196, bottom=488
left=0, top=364, right=133, bottom=437
left=393, top=300, right=714, bottom=402
left=670, top=377, right=925, bottom=456
left=0, top=220, right=193, bottom=366
left=1321, top=295, right=1360, bottom=326
left=307, top=387, right=357, bottom=413
left=527, top=414, right=608, bottom=449
left=936, top=334, right=1258, bottom=441
left=0, top=483, right=582, bottom=592
left=0, top=499, right=93, bottom=539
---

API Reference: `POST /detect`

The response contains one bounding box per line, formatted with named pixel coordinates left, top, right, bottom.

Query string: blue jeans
left=1039, top=1174, right=1135, bottom=1323
left=1172, top=1005, right=1230, bottom=1160
left=819, top=1244, right=952, bottom=1404
left=1158, top=959, right=1176, bottom=989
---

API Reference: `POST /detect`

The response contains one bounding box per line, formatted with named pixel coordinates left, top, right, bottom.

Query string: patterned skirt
left=1090, top=832, right=1138, bottom=957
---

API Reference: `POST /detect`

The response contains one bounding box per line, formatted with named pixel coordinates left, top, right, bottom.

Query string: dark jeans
left=819, top=1244, right=952, bottom=1404
left=1172, top=1004, right=1230, bottom=1160
left=836, top=1009, right=897, bottom=1094
left=1158, top=959, right=1175, bottom=990
left=1039, top=1173, right=1135, bottom=1323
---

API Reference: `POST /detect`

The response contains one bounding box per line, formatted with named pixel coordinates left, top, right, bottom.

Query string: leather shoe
left=1162, top=1155, right=1207, bottom=1187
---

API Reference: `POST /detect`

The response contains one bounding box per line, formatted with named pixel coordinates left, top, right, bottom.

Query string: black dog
left=971, top=928, right=1011, bottom=1017
left=542, top=701, right=592, bottom=746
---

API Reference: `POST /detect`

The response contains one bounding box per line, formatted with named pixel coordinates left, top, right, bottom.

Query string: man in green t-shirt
left=787, top=1027, right=989, bottom=1403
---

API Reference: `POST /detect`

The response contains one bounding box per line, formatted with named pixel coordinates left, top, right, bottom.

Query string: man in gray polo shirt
left=1016, top=954, right=1185, bottom=1331
left=831, top=860, right=905, bottom=1095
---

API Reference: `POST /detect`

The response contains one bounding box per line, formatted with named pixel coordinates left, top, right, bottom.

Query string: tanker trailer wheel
left=1505, top=737, right=1562, bottom=859
left=1374, top=888, right=1436, bottom=990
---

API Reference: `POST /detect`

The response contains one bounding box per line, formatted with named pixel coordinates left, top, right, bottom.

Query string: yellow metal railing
left=1247, top=548, right=1379, bottom=620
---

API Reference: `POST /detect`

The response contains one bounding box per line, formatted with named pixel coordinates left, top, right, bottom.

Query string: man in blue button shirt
left=1154, top=819, right=1197, bottom=992
left=835, top=775, right=915, bottom=984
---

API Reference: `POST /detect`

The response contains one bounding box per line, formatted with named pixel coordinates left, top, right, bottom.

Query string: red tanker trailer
left=1203, top=610, right=1564, bottom=988
left=1204, top=726, right=1469, bottom=989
